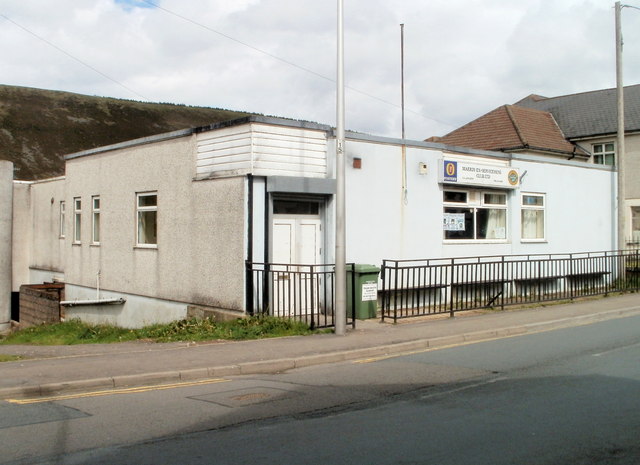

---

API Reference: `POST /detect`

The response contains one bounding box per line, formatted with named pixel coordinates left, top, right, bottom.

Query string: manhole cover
left=191, top=386, right=301, bottom=407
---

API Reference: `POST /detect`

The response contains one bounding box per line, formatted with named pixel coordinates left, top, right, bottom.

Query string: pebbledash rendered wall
left=61, top=132, right=246, bottom=328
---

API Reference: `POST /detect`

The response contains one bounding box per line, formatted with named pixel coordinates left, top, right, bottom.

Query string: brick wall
left=19, top=284, right=65, bottom=327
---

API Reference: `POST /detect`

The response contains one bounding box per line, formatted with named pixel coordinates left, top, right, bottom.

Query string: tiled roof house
left=432, top=84, right=640, bottom=245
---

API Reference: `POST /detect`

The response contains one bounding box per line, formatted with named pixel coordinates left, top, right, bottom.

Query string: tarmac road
left=1, top=313, right=639, bottom=465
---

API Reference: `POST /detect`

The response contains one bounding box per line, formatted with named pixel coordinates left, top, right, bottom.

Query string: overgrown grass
left=0, top=354, right=23, bottom=362
left=0, top=316, right=317, bottom=345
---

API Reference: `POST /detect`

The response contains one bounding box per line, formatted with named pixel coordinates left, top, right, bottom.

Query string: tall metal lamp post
left=615, top=1, right=626, bottom=251
left=334, top=0, right=347, bottom=335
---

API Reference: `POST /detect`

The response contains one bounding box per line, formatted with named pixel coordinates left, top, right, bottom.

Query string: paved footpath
left=1, top=293, right=640, bottom=399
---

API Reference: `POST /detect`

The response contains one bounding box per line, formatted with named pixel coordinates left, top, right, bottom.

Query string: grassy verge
left=0, top=316, right=318, bottom=345
left=0, top=354, right=23, bottom=362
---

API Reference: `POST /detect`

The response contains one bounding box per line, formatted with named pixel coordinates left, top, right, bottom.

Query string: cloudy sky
left=1, top=0, right=639, bottom=140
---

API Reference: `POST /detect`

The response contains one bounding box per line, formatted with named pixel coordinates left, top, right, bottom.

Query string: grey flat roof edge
left=64, top=116, right=333, bottom=161
left=340, top=130, right=512, bottom=160
left=194, top=115, right=333, bottom=133
left=65, top=128, right=196, bottom=160
left=62, top=114, right=615, bottom=172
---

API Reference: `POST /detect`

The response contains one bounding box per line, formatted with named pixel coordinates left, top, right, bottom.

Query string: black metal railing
left=245, top=262, right=356, bottom=330
left=381, top=250, right=640, bottom=322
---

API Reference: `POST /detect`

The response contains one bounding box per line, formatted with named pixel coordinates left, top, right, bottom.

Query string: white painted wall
left=344, top=137, right=615, bottom=266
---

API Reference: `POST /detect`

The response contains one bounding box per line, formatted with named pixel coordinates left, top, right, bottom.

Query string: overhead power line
left=0, top=13, right=149, bottom=101
left=140, top=0, right=454, bottom=129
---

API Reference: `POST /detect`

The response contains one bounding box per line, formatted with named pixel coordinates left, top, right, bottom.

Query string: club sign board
left=439, top=159, right=520, bottom=189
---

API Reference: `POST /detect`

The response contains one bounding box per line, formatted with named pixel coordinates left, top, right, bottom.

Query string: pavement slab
left=1, top=293, right=639, bottom=399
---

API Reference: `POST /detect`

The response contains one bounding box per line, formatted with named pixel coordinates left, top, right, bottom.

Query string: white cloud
left=1, top=0, right=639, bottom=140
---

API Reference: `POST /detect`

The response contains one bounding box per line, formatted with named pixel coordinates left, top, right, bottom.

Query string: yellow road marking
left=6, top=378, right=230, bottom=405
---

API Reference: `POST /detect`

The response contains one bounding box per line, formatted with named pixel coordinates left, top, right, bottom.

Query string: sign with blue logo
left=443, top=160, right=458, bottom=182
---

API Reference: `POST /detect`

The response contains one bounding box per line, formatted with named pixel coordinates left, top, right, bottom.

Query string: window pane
left=443, top=191, right=467, bottom=203
left=138, top=194, right=157, bottom=208
left=484, top=193, right=506, bottom=205
left=60, top=202, right=65, bottom=237
left=444, top=207, right=474, bottom=239
left=74, top=213, right=81, bottom=242
left=273, top=200, right=319, bottom=215
left=138, top=211, right=157, bottom=244
left=523, top=195, right=543, bottom=206
left=476, top=208, right=506, bottom=239
left=593, top=145, right=603, bottom=153
left=632, top=207, right=640, bottom=243
left=605, top=143, right=614, bottom=152
left=93, top=212, right=100, bottom=243
left=522, top=209, right=544, bottom=239
left=604, top=154, right=615, bottom=166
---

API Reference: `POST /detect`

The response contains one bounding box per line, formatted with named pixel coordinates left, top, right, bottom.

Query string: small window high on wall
left=443, top=189, right=507, bottom=241
left=593, top=143, right=615, bottom=166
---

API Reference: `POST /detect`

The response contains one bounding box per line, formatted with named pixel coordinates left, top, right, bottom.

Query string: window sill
left=72, top=242, right=81, bottom=246
left=521, top=239, right=547, bottom=243
left=443, top=239, right=509, bottom=245
left=90, top=243, right=101, bottom=247
left=134, top=245, right=158, bottom=250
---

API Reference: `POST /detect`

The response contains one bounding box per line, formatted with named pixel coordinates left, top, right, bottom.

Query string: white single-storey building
left=1, top=115, right=616, bottom=329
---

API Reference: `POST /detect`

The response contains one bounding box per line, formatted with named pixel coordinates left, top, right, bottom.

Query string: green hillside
left=0, top=85, right=249, bottom=180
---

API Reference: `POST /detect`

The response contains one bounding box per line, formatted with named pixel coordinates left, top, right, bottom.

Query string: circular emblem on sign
left=445, top=162, right=456, bottom=176
left=508, top=169, right=519, bottom=186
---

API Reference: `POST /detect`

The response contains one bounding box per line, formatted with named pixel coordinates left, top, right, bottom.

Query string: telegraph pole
left=615, top=1, right=626, bottom=251
left=334, top=0, right=347, bottom=335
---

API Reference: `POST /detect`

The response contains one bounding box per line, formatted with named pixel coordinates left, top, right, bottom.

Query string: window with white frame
left=443, top=189, right=507, bottom=240
left=59, top=201, right=65, bottom=238
left=92, top=196, right=100, bottom=244
left=73, top=197, right=81, bottom=243
left=593, top=142, right=615, bottom=166
left=136, top=192, right=157, bottom=246
left=521, top=193, right=545, bottom=241
left=632, top=206, right=640, bottom=245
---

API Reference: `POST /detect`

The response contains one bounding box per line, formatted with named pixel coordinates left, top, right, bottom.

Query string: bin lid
left=351, top=264, right=381, bottom=273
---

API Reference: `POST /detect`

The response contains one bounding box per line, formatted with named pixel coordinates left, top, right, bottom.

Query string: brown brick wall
left=19, top=284, right=65, bottom=327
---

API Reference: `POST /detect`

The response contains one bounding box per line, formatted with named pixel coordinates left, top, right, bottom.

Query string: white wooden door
left=272, top=217, right=322, bottom=316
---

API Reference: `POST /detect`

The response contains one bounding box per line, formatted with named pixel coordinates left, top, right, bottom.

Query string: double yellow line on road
left=6, top=378, right=230, bottom=405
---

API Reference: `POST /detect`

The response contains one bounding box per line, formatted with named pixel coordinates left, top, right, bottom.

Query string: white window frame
left=136, top=192, right=158, bottom=248
left=73, top=197, right=82, bottom=244
left=443, top=189, right=508, bottom=242
left=521, top=193, right=546, bottom=242
left=592, top=142, right=615, bottom=166
left=59, top=201, right=65, bottom=238
left=631, top=206, right=640, bottom=245
left=92, top=196, right=100, bottom=245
